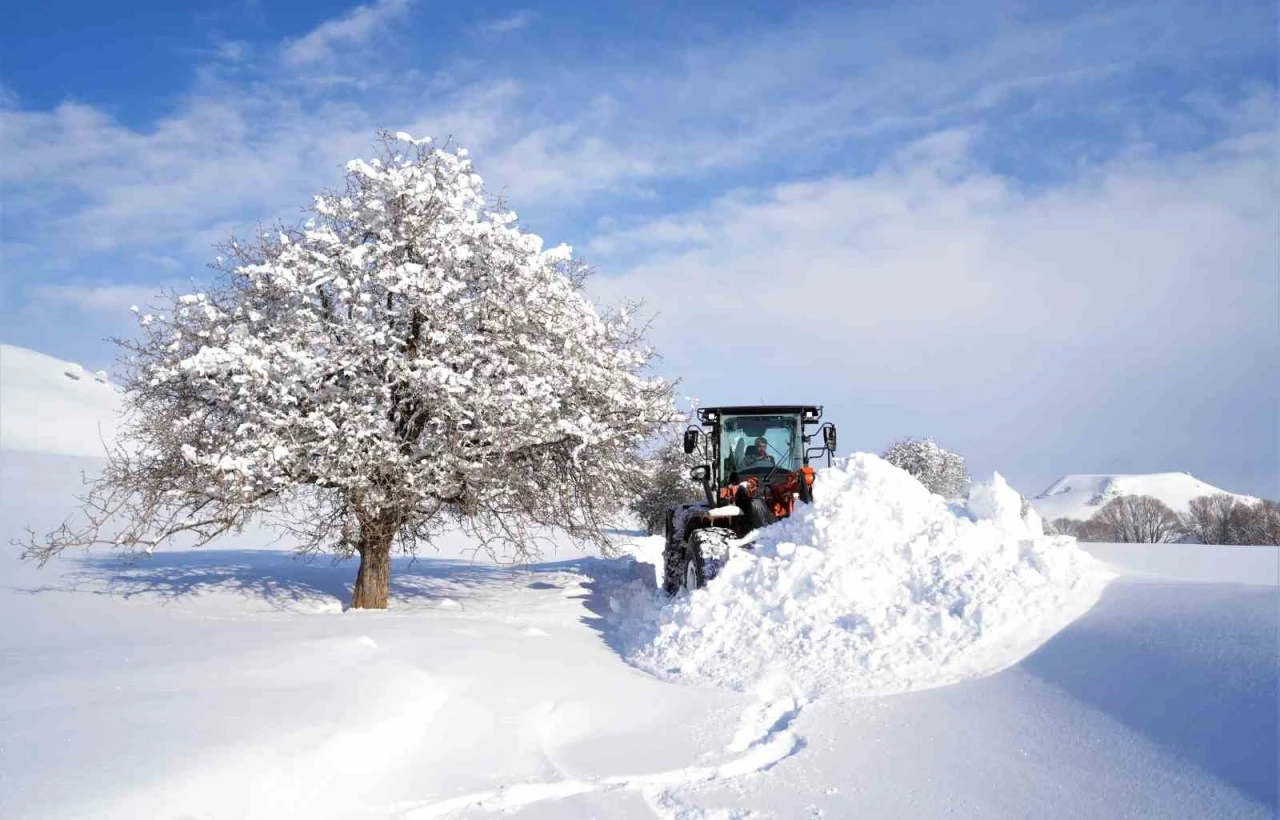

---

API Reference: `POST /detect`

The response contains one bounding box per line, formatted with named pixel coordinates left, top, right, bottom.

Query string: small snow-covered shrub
left=1048, top=517, right=1085, bottom=537
left=629, top=441, right=703, bottom=536
left=881, top=436, right=970, bottom=498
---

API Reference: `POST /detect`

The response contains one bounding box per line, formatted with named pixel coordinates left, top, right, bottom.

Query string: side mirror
left=823, top=425, right=837, bottom=453
left=683, top=428, right=700, bottom=455
left=689, top=465, right=709, bottom=482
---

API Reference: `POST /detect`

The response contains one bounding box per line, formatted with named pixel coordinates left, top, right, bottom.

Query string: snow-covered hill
left=0, top=344, right=121, bottom=457
left=1031, top=472, right=1257, bottom=522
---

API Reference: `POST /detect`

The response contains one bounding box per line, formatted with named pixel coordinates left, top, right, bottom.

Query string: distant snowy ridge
left=0, top=344, right=122, bottom=457
left=1031, top=473, right=1257, bottom=522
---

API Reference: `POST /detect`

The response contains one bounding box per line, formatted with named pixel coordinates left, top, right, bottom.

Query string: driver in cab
left=741, top=436, right=774, bottom=468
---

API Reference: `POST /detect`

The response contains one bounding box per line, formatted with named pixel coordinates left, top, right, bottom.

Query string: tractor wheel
left=661, top=539, right=701, bottom=595
left=662, top=527, right=733, bottom=595
left=692, top=527, right=734, bottom=582
left=661, top=520, right=690, bottom=595
left=746, top=497, right=778, bottom=530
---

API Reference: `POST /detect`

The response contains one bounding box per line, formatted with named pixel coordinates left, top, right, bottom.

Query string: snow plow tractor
left=663, top=405, right=837, bottom=595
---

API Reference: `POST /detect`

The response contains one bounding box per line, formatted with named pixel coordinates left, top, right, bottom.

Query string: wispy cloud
left=216, top=40, right=250, bottom=62
left=585, top=114, right=1276, bottom=492
left=2, top=0, right=1270, bottom=264
left=280, top=0, right=413, bottom=67
left=477, top=10, right=537, bottom=36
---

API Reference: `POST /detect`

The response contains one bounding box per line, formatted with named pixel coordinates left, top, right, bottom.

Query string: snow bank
left=609, top=454, right=1111, bottom=697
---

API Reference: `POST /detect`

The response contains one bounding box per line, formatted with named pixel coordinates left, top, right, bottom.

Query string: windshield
left=720, top=413, right=802, bottom=478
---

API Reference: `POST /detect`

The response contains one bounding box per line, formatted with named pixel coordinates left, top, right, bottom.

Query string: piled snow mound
left=609, top=454, right=1111, bottom=697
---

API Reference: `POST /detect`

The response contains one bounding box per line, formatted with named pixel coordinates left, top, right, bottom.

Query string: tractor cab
left=718, top=410, right=806, bottom=483
left=683, top=405, right=836, bottom=497
left=664, top=405, right=837, bottom=595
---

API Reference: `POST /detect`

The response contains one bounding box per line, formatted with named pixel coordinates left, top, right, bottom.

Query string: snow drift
left=610, top=454, right=1111, bottom=697
left=0, top=344, right=121, bottom=457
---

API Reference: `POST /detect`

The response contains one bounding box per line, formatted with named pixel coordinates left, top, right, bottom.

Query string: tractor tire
left=692, top=527, right=734, bottom=582
left=746, top=497, right=778, bottom=530
left=661, top=526, right=689, bottom=595
left=662, top=527, right=733, bottom=595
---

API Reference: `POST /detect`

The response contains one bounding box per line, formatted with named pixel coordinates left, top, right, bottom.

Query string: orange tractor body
left=662, top=405, right=836, bottom=594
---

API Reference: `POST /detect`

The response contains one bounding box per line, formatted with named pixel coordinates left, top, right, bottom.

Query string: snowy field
left=0, top=346, right=1276, bottom=819
left=1, top=447, right=1275, bottom=820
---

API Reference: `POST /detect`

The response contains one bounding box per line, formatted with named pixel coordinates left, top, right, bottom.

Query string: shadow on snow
left=26, top=549, right=622, bottom=613
left=1020, top=581, right=1279, bottom=811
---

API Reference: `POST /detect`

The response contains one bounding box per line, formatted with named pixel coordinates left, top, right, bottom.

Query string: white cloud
left=216, top=40, right=250, bottom=62
left=585, top=122, right=1276, bottom=491
left=2, top=0, right=1270, bottom=268
left=280, top=0, right=412, bottom=67
left=477, top=10, right=537, bottom=35
left=0, top=0, right=1274, bottom=493
left=0, top=80, right=516, bottom=257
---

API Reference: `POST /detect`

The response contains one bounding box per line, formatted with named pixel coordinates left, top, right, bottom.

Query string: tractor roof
left=697, top=405, right=822, bottom=425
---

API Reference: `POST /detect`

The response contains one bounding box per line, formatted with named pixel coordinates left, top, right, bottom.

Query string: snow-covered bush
left=1047, top=517, right=1085, bottom=537
left=22, top=132, right=675, bottom=608
left=628, top=438, right=703, bottom=536
left=881, top=436, right=970, bottom=498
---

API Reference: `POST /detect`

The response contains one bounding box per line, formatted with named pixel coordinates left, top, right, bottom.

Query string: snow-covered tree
left=881, top=437, right=970, bottom=498
left=22, top=132, right=675, bottom=609
left=1246, top=499, right=1280, bottom=545
left=1091, top=495, right=1184, bottom=543
left=1181, top=494, right=1238, bottom=544
left=1179, top=494, right=1280, bottom=545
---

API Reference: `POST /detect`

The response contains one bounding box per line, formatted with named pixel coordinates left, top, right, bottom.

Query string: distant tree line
left=1048, top=494, right=1280, bottom=545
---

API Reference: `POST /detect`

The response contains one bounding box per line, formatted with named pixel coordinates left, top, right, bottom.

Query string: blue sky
left=2, top=0, right=1276, bottom=499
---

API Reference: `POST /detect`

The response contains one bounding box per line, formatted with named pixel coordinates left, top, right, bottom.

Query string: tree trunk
left=351, top=532, right=393, bottom=610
